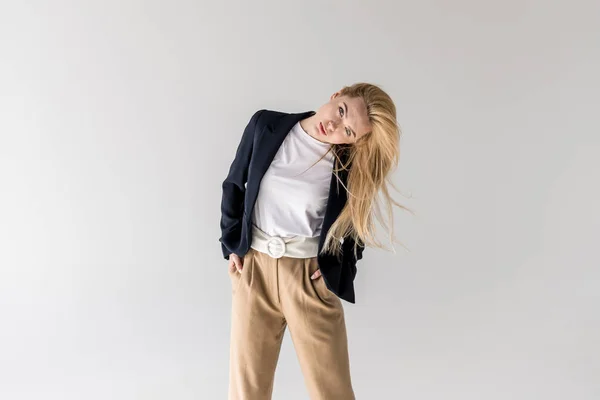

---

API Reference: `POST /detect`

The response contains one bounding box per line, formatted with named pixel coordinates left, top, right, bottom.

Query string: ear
left=330, top=91, right=340, bottom=100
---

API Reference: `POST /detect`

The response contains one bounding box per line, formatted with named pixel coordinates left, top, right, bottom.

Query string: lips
left=319, top=122, right=327, bottom=135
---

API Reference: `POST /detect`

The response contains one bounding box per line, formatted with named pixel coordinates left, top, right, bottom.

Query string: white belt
left=250, top=225, right=320, bottom=259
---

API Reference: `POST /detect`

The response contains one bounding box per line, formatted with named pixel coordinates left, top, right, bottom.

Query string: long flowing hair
left=321, top=82, right=412, bottom=258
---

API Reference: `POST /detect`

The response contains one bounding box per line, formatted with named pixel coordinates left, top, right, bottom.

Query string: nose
left=327, top=120, right=338, bottom=132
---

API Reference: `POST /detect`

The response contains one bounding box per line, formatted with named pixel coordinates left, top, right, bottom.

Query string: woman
left=219, top=82, right=402, bottom=399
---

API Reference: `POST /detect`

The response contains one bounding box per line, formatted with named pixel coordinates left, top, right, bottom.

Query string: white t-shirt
left=251, top=121, right=334, bottom=238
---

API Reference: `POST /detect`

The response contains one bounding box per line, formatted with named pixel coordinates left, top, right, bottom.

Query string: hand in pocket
left=228, top=253, right=244, bottom=274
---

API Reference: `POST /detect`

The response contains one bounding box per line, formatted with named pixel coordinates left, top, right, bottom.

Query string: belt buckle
left=266, top=236, right=286, bottom=258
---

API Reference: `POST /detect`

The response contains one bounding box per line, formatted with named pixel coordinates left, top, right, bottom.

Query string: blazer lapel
left=246, top=111, right=315, bottom=216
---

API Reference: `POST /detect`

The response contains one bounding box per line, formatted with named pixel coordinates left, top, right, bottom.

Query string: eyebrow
left=342, top=102, right=357, bottom=138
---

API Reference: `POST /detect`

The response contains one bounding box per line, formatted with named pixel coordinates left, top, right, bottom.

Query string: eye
left=338, top=106, right=344, bottom=117
left=345, top=128, right=351, bottom=137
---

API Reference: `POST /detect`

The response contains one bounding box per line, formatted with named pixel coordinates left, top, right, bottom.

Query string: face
left=301, top=92, right=371, bottom=145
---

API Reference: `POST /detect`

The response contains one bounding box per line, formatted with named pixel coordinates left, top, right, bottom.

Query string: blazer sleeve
left=343, top=236, right=365, bottom=280
left=219, top=109, right=265, bottom=259
left=355, top=239, right=365, bottom=261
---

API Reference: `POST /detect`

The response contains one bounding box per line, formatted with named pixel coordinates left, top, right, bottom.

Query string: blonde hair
left=321, top=82, right=412, bottom=258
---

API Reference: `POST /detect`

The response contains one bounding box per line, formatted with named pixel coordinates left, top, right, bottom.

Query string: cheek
left=324, top=105, right=337, bottom=119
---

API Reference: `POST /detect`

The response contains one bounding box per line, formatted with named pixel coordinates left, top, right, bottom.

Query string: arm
left=219, top=109, right=265, bottom=259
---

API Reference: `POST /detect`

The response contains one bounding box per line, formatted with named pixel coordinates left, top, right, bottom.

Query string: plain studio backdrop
left=1, top=1, right=599, bottom=399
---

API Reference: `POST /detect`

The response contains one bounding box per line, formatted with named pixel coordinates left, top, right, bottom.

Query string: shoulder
left=251, top=109, right=288, bottom=123
left=247, top=109, right=291, bottom=132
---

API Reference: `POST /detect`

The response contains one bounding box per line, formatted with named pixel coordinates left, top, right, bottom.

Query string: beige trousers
left=228, top=248, right=355, bottom=400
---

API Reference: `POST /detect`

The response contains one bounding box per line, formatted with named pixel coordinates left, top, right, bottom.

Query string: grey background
left=1, top=1, right=599, bottom=399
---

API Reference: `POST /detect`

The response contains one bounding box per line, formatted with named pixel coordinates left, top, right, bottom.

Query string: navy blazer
left=219, top=109, right=364, bottom=303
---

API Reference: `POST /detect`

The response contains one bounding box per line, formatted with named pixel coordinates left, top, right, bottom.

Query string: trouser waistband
left=249, top=225, right=320, bottom=258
